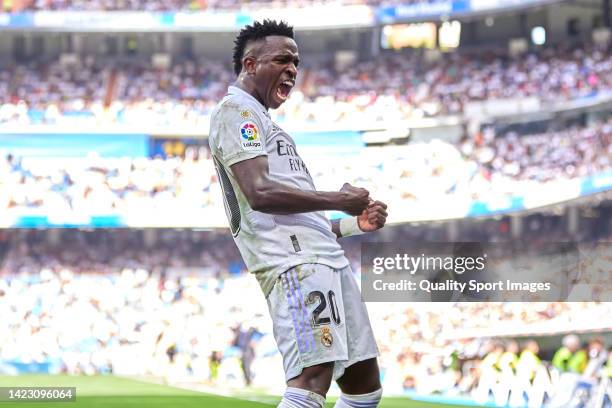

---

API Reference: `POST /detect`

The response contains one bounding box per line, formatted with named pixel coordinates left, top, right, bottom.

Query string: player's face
left=253, top=36, right=299, bottom=110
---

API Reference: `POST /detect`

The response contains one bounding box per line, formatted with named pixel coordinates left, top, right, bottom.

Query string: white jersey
left=208, top=86, right=348, bottom=296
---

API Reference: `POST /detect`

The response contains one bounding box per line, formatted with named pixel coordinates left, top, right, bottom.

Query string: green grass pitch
left=0, top=375, right=473, bottom=408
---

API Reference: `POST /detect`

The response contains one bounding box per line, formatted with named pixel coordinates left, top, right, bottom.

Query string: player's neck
left=234, top=78, right=268, bottom=110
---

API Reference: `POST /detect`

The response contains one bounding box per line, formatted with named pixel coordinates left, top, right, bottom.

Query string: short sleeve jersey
left=209, top=86, right=348, bottom=296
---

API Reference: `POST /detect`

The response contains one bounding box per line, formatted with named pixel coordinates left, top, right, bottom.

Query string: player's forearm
left=232, top=157, right=369, bottom=216
left=250, top=181, right=345, bottom=215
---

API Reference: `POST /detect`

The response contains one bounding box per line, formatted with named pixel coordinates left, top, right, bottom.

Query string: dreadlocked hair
left=232, top=19, right=294, bottom=76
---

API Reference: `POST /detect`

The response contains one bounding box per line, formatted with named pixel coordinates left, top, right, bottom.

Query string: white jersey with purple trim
left=208, top=86, right=348, bottom=296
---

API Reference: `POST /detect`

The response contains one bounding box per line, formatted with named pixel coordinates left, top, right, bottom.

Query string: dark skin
left=232, top=156, right=387, bottom=225
left=230, top=35, right=385, bottom=398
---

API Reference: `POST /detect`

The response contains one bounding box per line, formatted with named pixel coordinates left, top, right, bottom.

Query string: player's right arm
left=210, top=101, right=369, bottom=216
left=232, top=157, right=369, bottom=216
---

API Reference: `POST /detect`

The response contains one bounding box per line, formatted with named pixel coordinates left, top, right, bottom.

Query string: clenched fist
left=339, top=183, right=370, bottom=216
left=357, top=200, right=388, bottom=232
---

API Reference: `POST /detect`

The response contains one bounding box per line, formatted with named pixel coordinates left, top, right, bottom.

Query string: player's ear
left=243, top=56, right=257, bottom=75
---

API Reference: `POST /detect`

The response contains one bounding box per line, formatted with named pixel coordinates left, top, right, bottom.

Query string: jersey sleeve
left=210, top=102, right=268, bottom=167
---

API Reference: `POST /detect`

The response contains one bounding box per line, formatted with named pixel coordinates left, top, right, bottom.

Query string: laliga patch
left=239, top=121, right=263, bottom=151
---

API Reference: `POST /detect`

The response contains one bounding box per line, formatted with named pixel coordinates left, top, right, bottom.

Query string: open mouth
left=277, top=80, right=294, bottom=100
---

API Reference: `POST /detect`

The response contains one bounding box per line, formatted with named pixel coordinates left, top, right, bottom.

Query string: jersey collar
left=228, top=86, right=271, bottom=118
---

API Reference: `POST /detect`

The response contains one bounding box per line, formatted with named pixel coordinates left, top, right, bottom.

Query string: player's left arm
left=331, top=200, right=388, bottom=239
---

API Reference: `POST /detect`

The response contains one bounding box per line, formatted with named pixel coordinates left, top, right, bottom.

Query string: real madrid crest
left=320, top=327, right=333, bottom=348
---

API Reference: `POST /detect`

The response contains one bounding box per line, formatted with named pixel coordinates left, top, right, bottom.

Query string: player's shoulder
left=213, top=93, right=264, bottom=125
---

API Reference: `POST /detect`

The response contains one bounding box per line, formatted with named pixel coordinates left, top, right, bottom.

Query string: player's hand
left=357, top=200, right=388, bottom=232
left=339, top=183, right=370, bottom=216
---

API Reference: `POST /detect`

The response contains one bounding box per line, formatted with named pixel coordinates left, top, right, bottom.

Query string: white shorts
left=266, top=263, right=379, bottom=382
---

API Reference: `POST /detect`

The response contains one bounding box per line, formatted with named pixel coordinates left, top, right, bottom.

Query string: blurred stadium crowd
left=0, top=146, right=219, bottom=217
left=0, top=3, right=611, bottom=407
left=0, top=214, right=610, bottom=405
left=0, top=43, right=610, bottom=126
left=20, top=0, right=443, bottom=11
left=1, top=118, right=609, bottom=217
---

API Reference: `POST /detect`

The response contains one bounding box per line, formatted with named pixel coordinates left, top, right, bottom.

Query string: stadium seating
left=22, top=0, right=446, bottom=11
left=0, top=223, right=610, bottom=403
left=1, top=120, right=609, bottom=222
left=1, top=44, right=610, bottom=126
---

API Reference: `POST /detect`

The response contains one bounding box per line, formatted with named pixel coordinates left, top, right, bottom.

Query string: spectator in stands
left=607, top=348, right=612, bottom=378
left=600, top=349, right=612, bottom=407
left=516, top=340, right=541, bottom=382
left=584, top=337, right=608, bottom=379
left=498, top=340, right=519, bottom=375
left=209, top=351, right=222, bottom=383
left=480, top=342, right=504, bottom=374
left=553, top=334, right=588, bottom=374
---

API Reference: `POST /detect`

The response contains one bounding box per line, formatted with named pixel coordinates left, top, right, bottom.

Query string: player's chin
left=269, top=97, right=286, bottom=110
left=269, top=89, right=289, bottom=109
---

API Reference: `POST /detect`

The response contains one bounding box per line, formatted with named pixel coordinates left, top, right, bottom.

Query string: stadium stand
left=1, top=43, right=610, bottom=126
left=1, top=0, right=611, bottom=406
left=0, top=211, right=610, bottom=403
left=1, top=119, right=609, bottom=220
left=21, top=0, right=445, bottom=11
